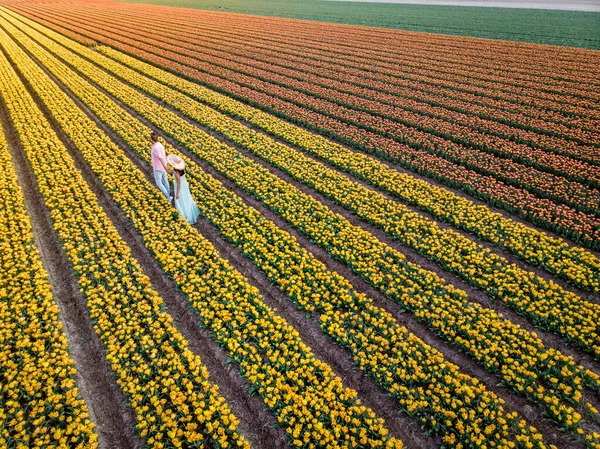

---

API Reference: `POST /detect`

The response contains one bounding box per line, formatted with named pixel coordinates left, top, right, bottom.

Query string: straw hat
left=167, top=154, right=185, bottom=170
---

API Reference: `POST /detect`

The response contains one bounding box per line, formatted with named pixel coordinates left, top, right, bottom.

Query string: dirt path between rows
left=0, top=91, right=141, bottom=449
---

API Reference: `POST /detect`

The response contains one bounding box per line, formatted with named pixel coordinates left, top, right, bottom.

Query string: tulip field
left=0, top=1, right=598, bottom=448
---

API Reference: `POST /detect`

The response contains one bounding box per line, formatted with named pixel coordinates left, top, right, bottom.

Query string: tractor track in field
left=39, top=31, right=594, bottom=448
left=0, top=87, right=141, bottom=449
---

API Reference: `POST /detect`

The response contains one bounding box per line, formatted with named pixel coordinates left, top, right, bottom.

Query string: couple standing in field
left=150, top=131, right=200, bottom=225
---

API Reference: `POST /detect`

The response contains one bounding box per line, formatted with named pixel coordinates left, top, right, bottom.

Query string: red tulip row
left=35, top=1, right=600, bottom=119
left=20, top=9, right=600, bottom=218
left=135, top=13, right=600, bottom=139
left=17, top=0, right=600, bottom=137
left=46, top=4, right=600, bottom=168
left=111, top=0, right=600, bottom=87
left=8, top=3, right=600, bottom=248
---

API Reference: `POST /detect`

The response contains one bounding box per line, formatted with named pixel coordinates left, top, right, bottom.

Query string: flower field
left=0, top=1, right=598, bottom=448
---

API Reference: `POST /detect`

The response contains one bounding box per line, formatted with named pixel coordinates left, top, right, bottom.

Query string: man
left=150, top=131, right=172, bottom=202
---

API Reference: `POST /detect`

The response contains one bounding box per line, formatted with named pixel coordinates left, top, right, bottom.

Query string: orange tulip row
left=41, top=0, right=600, bottom=91
left=6, top=3, right=600, bottom=249
left=30, top=0, right=600, bottom=112
left=35, top=4, right=600, bottom=217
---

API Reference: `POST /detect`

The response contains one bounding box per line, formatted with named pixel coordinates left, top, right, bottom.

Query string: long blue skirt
left=173, top=175, right=200, bottom=225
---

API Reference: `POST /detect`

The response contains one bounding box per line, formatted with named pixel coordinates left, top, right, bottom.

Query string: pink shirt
left=151, top=142, right=167, bottom=172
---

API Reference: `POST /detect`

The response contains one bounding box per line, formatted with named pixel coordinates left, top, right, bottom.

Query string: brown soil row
left=0, top=88, right=141, bottom=449
left=58, top=43, right=594, bottom=448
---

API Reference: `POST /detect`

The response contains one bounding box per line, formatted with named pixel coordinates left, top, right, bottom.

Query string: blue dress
left=173, top=172, right=200, bottom=225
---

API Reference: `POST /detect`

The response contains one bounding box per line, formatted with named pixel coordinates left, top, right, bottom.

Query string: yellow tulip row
left=8, top=6, right=599, bottom=295
left=2, top=17, right=554, bottom=449
left=0, top=114, right=97, bottom=447
left=100, top=44, right=600, bottom=294
left=89, top=42, right=600, bottom=357
left=5, top=12, right=597, bottom=446
left=13, top=1, right=600, bottom=416
left=0, top=30, right=250, bottom=449
left=0, top=21, right=404, bottom=449
left=17, top=9, right=598, bottom=359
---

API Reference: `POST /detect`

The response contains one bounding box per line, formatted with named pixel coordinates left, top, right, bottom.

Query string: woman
left=167, top=154, right=200, bottom=225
